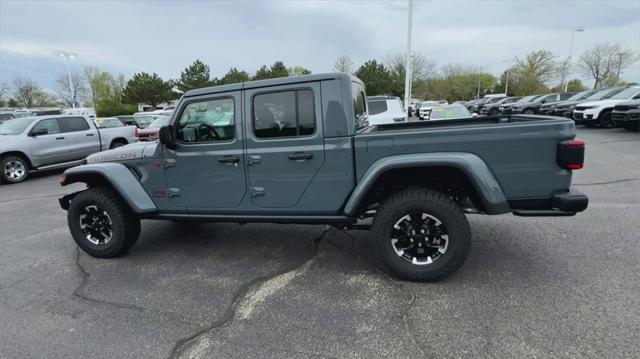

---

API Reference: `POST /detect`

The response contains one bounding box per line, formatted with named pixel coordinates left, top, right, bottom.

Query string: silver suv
left=0, top=115, right=136, bottom=183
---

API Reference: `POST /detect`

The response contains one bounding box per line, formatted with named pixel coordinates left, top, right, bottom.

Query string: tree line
left=345, top=42, right=637, bottom=103
left=0, top=60, right=311, bottom=116
left=0, top=41, right=636, bottom=115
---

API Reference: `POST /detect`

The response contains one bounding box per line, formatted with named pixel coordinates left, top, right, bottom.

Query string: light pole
left=59, top=51, right=77, bottom=108
left=564, top=27, right=585, bottom=92
left=501, top=59, right=515, bottom=96
left=403, top=0, right=413, bottom=113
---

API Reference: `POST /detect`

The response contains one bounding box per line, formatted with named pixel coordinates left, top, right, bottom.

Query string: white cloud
left=1, top=0, right=638, bottom=88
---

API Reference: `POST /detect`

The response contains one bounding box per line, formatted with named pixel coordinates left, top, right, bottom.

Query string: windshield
left=421, top=101, right=438, bottom=107
left=516, top=95, right=541, bottom=103
left=147, top=116, right=172, bottom=128
left=566, top=90, right=591, bottom=101
left=586, top=88, right=621, bottom=100
left=0, top=117, right=36, bottom=135
left=135, top=115, right=155, bottom=125
left=430, top=105, right=472, bottom=120
left=610, top=87, right=640, bottom=100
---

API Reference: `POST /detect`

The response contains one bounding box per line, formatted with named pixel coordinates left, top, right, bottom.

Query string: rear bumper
left=510, top=187, right=588, bottom=217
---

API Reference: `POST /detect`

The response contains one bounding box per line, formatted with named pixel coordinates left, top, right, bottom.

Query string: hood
left=541, top=100, right=564, bottom=107
left=556, top=100, right=583, bottom=108
left=578, top=99, right=626, bottom=108
left=512, top=101, right=539, bottom=108
left=615, top=99, right=640, bottom=107
left=86, top=141, right=160, bottom=164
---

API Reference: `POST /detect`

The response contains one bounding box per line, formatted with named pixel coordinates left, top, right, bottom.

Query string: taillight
left=558, top=139, right=585, bottom=170
left=134, top=127, right=140, bottom=138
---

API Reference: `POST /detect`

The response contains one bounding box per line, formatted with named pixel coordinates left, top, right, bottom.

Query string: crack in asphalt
left=574, top=178, right=640, bottom=186
left=168, top=226, right=331, bottom=359
left=73, top=247, right=195, bottom=325
left=0, top=192, right=72, bottom=205
left=330, top=229, right=429, bottom=359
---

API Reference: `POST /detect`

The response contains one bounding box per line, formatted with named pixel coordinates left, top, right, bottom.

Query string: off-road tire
left=68, top=188, right=141, bottom=258
left=371, top=189, right=471, bottom=282
left=1, top=155, right=29, bottom=184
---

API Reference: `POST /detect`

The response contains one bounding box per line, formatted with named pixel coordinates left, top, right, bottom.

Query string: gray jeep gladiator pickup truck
left=58, top=73, right=588, bottom=281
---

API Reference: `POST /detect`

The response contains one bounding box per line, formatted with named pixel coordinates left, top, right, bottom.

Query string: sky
left=1, top=0, right=639, bottom=93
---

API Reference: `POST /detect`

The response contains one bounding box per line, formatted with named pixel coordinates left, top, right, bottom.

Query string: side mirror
left=30, top=128, right=48, bottom=136
left=159, top=125, right=176, bottom=149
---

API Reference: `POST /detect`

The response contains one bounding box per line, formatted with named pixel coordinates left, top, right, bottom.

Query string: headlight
left=591, top=105, right=600, bottom=109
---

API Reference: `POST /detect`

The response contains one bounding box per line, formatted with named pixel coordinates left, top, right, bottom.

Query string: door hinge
left=165, top=159, right=176, bottom=169
left=250, top=187, right=265, bottom=198
left=167, top=188, right=181, bottom=198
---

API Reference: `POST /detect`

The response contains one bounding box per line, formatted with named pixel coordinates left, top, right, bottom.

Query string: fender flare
left=342, top=152, right=511, bottom=216
left=61, top=163, right=157, bottom=214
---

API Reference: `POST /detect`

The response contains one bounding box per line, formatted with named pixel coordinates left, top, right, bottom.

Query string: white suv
left=366, top=96, right=407, bottom=125
left=573, top=86, right=640, bottom=127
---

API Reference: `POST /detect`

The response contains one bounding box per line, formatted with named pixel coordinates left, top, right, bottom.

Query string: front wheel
left=523, top=108, right=535, bottom=115
left=68, top=188, right=141, bottom=258
left=597, top=110, right=612, bottom=128
left=371, top=189, right=471, bottom=282
left=1, top=155, right=29, bottom=184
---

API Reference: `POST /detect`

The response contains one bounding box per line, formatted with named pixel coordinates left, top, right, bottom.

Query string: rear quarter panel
left=355, top=119, right=576, bottom=199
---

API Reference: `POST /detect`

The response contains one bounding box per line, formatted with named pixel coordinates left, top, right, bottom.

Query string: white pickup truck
left=0, top=115, right=136, bottom=183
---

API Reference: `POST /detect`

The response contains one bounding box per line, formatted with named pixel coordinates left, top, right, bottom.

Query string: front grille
left=612, top=113, right=626, bottom=121
left=575, top=106, right=592, bottom=111
left=614, top=105, right=632, bottom=111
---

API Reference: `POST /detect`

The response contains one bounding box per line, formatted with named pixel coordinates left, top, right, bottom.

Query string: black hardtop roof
left=184, top=72, right=359, bottom=98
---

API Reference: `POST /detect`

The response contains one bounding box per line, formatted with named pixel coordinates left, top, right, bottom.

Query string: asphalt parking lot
left=1, top=127, right=638, bottom=358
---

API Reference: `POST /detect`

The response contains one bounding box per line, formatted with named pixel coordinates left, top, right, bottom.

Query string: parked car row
left=465, top=85, right=640, bottom=131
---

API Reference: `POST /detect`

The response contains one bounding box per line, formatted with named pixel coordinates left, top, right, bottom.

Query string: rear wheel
left=1, top=155, right=29, bottom=184
left=68, top=188, right=140, bottom=258
left=371, top=189, right=471, bottom=282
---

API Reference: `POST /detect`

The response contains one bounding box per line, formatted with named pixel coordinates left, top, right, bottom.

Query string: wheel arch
left=342, top=153, right=511, bottom=216
left=1, top=151, right=33, bottom=168
left=60, top=163, right=156, bottom=214
left=110, top=137, right=129, bottom=148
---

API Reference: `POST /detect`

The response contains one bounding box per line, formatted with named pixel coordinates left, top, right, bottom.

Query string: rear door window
left=59, top=117, right=90, bottom=132
left=253, top=89, right=315, bottom=138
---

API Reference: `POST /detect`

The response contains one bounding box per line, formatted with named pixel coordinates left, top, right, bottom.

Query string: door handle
left=288, top=152, right=313, bottom=161
left=218, top=156, right=240, bottom=166
left=56, top=137, right=65, bottom=140
left=86, top=133, right=95, bottom=137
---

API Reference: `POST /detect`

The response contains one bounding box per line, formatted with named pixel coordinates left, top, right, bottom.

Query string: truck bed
left=354, top=115, right=577, bottom=199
